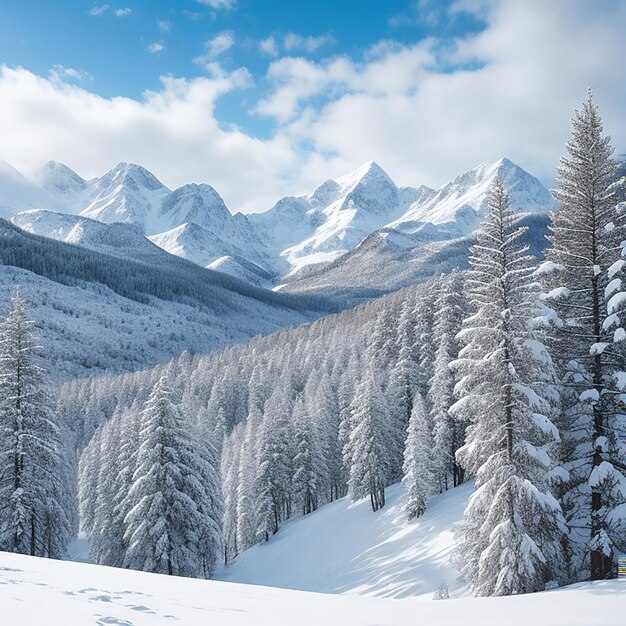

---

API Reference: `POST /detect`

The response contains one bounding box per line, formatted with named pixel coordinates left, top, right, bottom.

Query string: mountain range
left=0, top=156, right=555, bottom=298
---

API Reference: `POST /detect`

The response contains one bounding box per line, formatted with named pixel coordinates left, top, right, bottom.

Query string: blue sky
left=0, top=1, right=624, bottom=213
left=0, top=0, right=484, bottom=138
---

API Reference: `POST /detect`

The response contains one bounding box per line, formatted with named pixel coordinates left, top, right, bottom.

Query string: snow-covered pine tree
left=292, top=394, right=323, bottom=515
left=121, top=375, right=223, bottom=578
left=346, top=365, right=389, bottom=512
left=451, top=178, right=566, bottom=596
left=428, top=271, right=467, bottom=492
left=543, top=93, right=625, bottom=580
left=236, top=406, right=260, bottom=551
left=387, top=299, right=419, bottom=483
left=222, top=422, right=244, bottom=563
left=254, top=383, right=293, bottom=540
left=89, top=411, right=124, bottom=566
left=312, top=368, right=343, bottom=501
left=0, top=288, right=72, bottom=557
left=402, top=391, right=435, bottom=519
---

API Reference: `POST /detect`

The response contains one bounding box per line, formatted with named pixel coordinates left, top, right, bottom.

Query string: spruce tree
left=543, top=93, right=624, bottom=580
left=402, top=392, right=434, bottom=519
left=346, top=366, right=388, bottom=512
left=121, top=375, right=223, bottom=578
left=0, top=289, right=72, bottom=557
left=428, top=271, right=467, bottom=492
left=451, top=178, right=566, bottom=595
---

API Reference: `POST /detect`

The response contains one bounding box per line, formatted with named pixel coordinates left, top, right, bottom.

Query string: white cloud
left=283, top=33, right=335, bottom=54
left=196, top=0, right=237, bottom=10
left=89, top=5, right=132, bottom=17
left=193, top=31, right=235, bottom=69
left=260, top=1, right=626, bottom=190
left=48, top=65, right=93, bottom=84
left=89, top=4, right=109, bottom=16
left=158, top=20, right=172, bottom=33
left=0, top=66, right=293, bottom=213
left=146, top=41, right=164, bottom=54
left=259, top=36, right=278, bottom=57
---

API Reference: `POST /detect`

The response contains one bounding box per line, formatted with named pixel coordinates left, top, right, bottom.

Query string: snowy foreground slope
left=2, top=484, right=623, bottom=625
left=219, top=482, right=471, bottom=598
left=0, top=549, right=622, bottom=625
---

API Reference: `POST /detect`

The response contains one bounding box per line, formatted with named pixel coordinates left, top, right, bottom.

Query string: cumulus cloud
left=0, top=66, right=299, bottom=213
left=283, top=33, right=335, bottom=54
left=261, top=0, right=626, bottom=190
left=114, top=7, right=132, bottom=17
left=194, top=31, right=235, bottom=69
left=158, top=20, right=172, bottom=33
left=196, top=0, right=237, bottom=10
left=259, top=36, right=278, bottom=57
left=146, top=41, right=164, bottom=54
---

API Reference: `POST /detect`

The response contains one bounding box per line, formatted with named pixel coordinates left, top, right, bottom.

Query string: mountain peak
left=101, top=162, right=167, bottom=192
left=37, top=161, right=87, bottom=196
left=334, top=160, right=394, bottom=193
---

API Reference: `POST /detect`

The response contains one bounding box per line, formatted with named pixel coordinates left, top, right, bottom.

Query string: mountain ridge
left=1, top=157, right=555, bottom=292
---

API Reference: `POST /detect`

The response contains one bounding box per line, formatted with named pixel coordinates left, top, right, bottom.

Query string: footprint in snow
left=96, top=617, right=134, bottom=626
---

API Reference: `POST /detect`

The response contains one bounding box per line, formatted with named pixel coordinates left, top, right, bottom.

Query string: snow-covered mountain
left=0, top=157, right=554, bottom=292
left=78, top=162, right=170, bottom=230
left=10, top=209, right=165, bottom=264
left=35, top=160, right=89, bottom=200
left=250, top=161, right=418, bottom=278
left=390, top=157, right=554, bottom=234
left=0, top=160, right=62, bottom=218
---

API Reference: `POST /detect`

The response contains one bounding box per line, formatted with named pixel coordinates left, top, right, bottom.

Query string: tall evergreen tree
left=451, top=179, right=566, bottom=596
left=429, top=271, right=467, bottom=491
left=388, top=300, right=419, bottom=483
left=346, top=366, right=389, bottom=512
left=543, top=93, right=624, bottom=580
left=121, top=375, right=223, bottom=578
left=292, top=394, right=323, bottom=515
left=0, top=289, right=72, bottom=557
left=402, top=392, right=434, bottom=519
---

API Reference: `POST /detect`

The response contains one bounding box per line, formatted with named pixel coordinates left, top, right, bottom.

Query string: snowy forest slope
left=0, top=218, right=333, bottom=380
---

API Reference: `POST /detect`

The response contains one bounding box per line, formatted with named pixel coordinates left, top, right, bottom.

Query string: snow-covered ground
left=2, top=483, right=624, bottom=624
left=1, top=550, right=622, bottom=625
left=218, top=482, right=471, bottom=598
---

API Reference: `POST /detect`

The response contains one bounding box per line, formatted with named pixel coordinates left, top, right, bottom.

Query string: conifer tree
left=292, top=394, right=322, bottom=515
left=451, top=179, right=566, bottom=596
left=122, top=375, right=222, bottom=578
left=543, top=93, right=625, bottom=580
left=0, top=289, right=72, bottom=557
left=402, top=392, right=434, bottom=519
left=346, top=366, right=389, bottom=512
left=429, top=272, right=466, bottom=491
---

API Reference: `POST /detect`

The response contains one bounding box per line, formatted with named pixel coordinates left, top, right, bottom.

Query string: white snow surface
left=0, top=540, right=622, bottom=626
left=2, top=482, right=623, bottom=625
left=218, top=482, right=470, bottom=598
